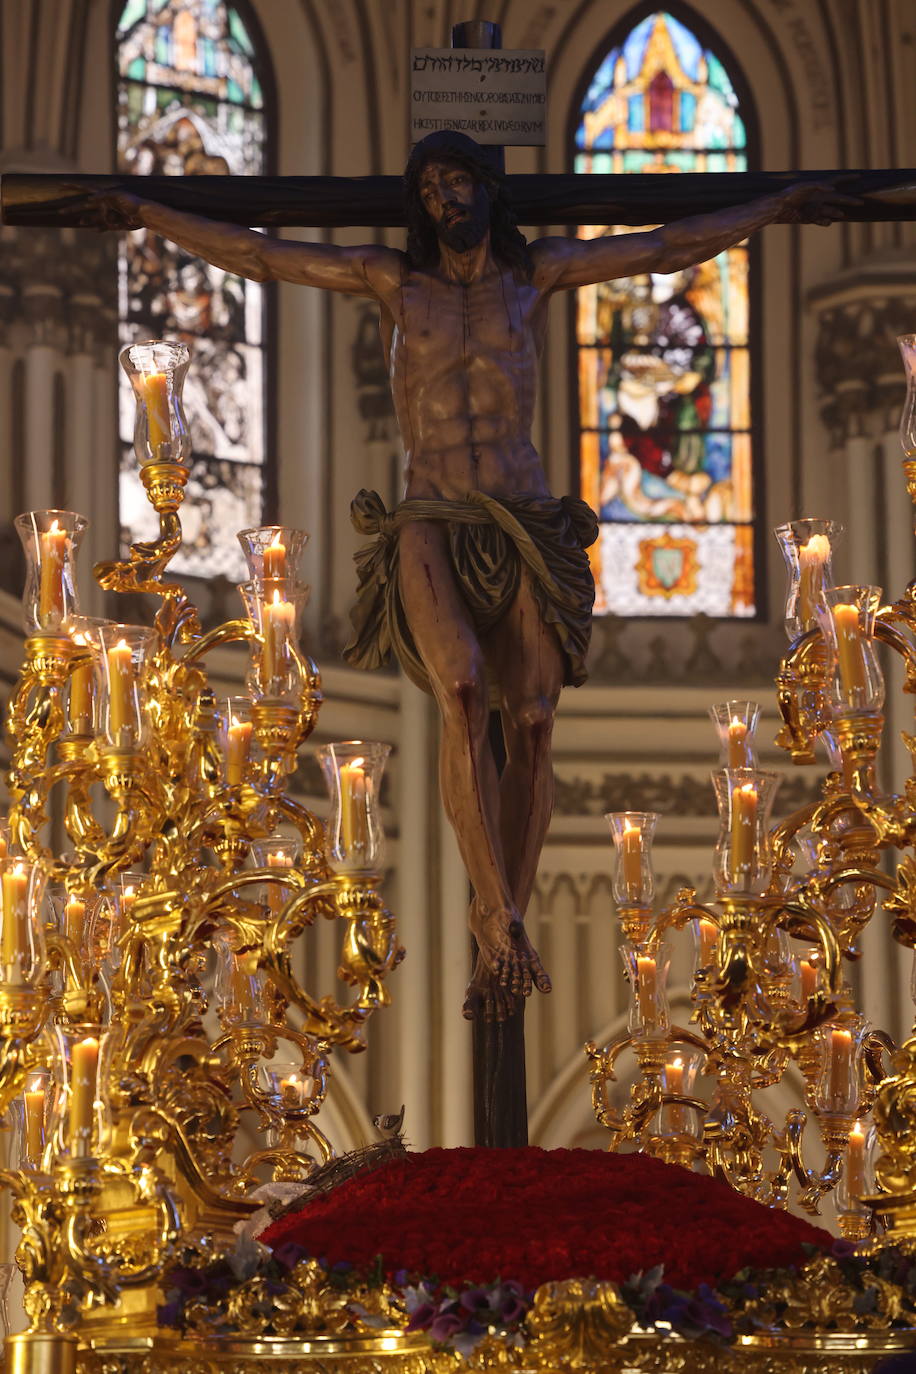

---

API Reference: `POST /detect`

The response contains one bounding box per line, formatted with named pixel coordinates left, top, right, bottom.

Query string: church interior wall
left=0, top=0, right=914, bottom=1185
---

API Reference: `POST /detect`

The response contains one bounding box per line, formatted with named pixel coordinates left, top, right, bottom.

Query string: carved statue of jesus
left=92, top=130, right=851, bottom=1022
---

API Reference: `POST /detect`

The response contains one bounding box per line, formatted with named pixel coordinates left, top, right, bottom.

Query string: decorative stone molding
left=810, top=265, right=916, bottom=444
left=552, top=767, right=823, bottom=817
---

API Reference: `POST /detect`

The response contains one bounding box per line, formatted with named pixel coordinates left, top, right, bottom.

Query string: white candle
left=70, top=1036, right=99, bottom=1155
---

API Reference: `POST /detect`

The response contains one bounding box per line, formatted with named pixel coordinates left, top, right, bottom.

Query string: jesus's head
left=404, top=130, right=531, bottom=277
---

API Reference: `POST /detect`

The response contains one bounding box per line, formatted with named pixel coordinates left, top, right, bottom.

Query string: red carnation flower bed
left=262, top=1146, right=833, bottom=1291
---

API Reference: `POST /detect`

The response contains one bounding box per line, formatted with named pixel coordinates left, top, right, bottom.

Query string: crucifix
left=4, top=18, right=916, bottom=1153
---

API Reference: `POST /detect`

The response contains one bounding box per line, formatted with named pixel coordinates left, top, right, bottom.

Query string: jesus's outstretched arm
left=91, top=188, right=402, bottom=297
left=532, top=180, right=858, bottom=292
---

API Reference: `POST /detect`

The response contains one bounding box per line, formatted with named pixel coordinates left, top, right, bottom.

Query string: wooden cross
left=4, top=22, right=916, bottom=1155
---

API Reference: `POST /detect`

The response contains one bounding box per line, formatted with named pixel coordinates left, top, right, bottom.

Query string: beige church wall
left=0, top=0, right=914, bottom=1211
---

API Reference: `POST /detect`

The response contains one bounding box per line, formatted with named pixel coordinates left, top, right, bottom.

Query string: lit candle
left=280, top=1073, right=313, bottom=1108
left=144, top=371, right=171, bottom=453
left=666, top=1056, right=686, bottom=1132
left=69, top=1036, right=99, bottom=1155
left=263, top=532, right=287, bottom=580
left=1, top=862, right=29, bottom=965
left=729, top=781, right=758, bottom=883
left=68, top=641, right=95, bottom=735
left=797, top=533, right=831, bottom=624
left=225, top=715, right=252, bottom=786
left=106, top=638, right=135, bottom=737
left=800, top=957, right=819, bottom=1000
left=727, top=717, right=750, bottom=769
left=636, top=954, right=657, bottom=1029
left=267, top=849, right=293, bottom=917
left=846, top=1120, right=866, bottom=1200
left=620, top=824, right=643, bottom=898
left=64, top=894, right=85, bottom=945
left=0, top=827, right=7, bottom=861
left=38, top=519, right=68, bottom=624
left=262, top=590, right=295, bottom=683
left=697, top=918, right=717, bottom=968
left=828, top=1026, right=854, bottom=1103
left=121, top=884, right=137, bottom=918
left=24, top=1083, right=45, bottom=1163
left=339, top=758, right=369, bottom=855
left=833, top=603, right=867, bottom=700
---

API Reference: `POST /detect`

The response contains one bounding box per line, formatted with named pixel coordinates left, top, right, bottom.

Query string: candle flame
left=738, top=782, right=757, bottom=797
left=267, top=532, right=284, bottom=551
left=671, top=1056, right=683, bottom=1070
left=48, top=519, right=60, bottom=535
left=800, top=533, right=831, bottom=560
left=26, top=1076, right=43, bottom=1094
left=730, top=715, right=743, bottom=729
left=850, top=1120, right=865, bottom=1141
left=230, top=715, right=241, bottom=730
left=123, top=885, right=135, bottom=899
left=270, top=589, right=282, bottom=607
left=114, top=637, right=130, bottom=652
left=11, top=861, right=25, bottom=878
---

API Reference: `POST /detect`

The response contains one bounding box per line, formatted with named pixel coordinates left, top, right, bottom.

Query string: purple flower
left=156, top=1300, right=183, bottom=1328
left=459, top=1287, right=490, bottom=1313
left=429, top=1311, right=465, bottom=1345
left=272, top=1242, right=309, bottom=1271
left=169, top=1267, right=209, bottom=1297
left=405, top=1302, right=438, bottom=1331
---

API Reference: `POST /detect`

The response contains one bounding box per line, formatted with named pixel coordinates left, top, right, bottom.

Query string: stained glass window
left=115, top=0, right=269, bottom=580
left=575, top=11, right=755, bottom=618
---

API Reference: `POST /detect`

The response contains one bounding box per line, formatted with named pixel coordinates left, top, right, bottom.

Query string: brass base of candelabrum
left=55, top=1321, right=916, bottom=1374
left=6, top=1332, right=79, bottom=1374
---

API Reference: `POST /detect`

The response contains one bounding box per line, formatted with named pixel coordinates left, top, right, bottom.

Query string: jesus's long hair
left=404, top=131, right=533, bottom=280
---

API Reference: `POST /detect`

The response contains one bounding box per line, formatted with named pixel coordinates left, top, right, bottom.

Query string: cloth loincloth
left=342, top=488, right=599, bottom=695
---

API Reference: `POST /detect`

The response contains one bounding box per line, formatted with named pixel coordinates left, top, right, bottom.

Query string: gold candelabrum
left=587, top=334, right=916, bottom=1250
left=0, top=340, right=403, bottom=1374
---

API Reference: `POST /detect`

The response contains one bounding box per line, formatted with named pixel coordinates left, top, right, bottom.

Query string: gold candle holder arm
left=180, top=617, right=252, bottom=664
left=775, top=627, right=831, bottom=763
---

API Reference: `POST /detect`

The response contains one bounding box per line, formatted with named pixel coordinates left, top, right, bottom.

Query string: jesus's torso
left=378, top=260, right=551, bottom=501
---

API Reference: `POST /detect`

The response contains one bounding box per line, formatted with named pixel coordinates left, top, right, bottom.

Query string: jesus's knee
left=506, top=692, right=558, bottom=753
left=436, top=659, right=490, bottom=737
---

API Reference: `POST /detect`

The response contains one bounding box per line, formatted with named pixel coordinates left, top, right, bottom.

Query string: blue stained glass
left=666, top=12, right=702, bottom=79
left=622, top=17, right=655, bottom=79
left=155, top=26, right=170, bottom=65
left=575, top=10, right=756, bottom=619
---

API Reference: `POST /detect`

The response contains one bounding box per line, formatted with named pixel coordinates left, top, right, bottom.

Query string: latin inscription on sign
left=410, top=49, right=546, bottom=146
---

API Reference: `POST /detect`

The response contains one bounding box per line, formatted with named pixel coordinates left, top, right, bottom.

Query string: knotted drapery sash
left=343, top=488, right=598, bottom=695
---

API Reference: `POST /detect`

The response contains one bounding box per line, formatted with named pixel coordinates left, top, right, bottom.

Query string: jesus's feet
left=462, top=899, right=551, bottom=1021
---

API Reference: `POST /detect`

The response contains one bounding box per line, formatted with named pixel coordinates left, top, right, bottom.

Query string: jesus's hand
left=774, top=178, right=861, bottom=226
left=66, top=185, right=145, bottom=231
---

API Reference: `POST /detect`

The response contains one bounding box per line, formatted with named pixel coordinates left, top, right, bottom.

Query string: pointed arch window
left=574, top=9, right=756, bottom=618
left=115, top=0, right=272, bottom=580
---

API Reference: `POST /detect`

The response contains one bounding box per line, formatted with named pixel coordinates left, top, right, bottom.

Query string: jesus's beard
left=435, top=197, right=490, bottom=254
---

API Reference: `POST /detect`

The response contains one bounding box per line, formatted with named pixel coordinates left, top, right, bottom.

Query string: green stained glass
left=228, top=8, right=255, bottom=56
left=575, top=10, right=756, bottom=619
left=116, top=0, right=270, bottom=581
left=117, top=0, right=146, bottom=35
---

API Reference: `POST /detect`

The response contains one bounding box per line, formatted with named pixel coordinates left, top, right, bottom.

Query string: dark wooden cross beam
left=4, top=167, right=916, bottom=228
